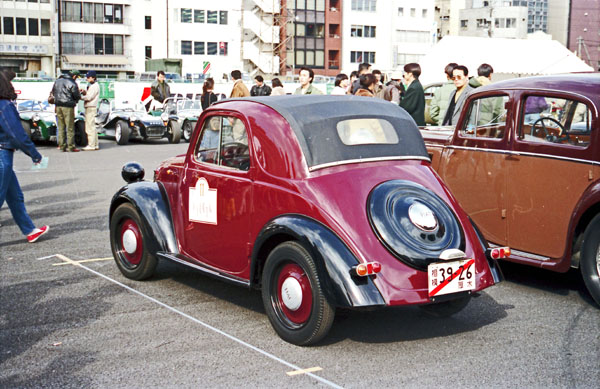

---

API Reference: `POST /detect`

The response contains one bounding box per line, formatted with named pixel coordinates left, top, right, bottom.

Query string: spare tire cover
left=367, top=180, right=464, bottom=270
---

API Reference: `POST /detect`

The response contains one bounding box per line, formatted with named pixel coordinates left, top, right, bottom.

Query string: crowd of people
left=221, top=61, right=497, bottom=129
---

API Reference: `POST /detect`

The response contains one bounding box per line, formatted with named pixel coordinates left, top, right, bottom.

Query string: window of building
left=104, top=4, right=113, bottom=23
left=219, top=42, right=228, bottom=55
left=316, top=0, right=325, bottom=11
left=350, top=51, right=375, bottom=63
left=40, top=19, right=50, bottom=36
left=16, top=17, right=26, bottom=35
left=83, top=3, right=94, bottom=23
left=181, top=40, right=192, bottom=55
left=194, top=10, right=205, bottom=23
left=219, top=11, right=227, bottom=24
left=145, top=46, right=152, bottom=59
left=145, top=16, right=151, bottom=29
left=114, top=5, right=123, bottom=23
left=422, top=9, right=428, bottom=18
left=181, top=8, right=192, bottom=23
left=3, top=17, right=14, bottom=35
left=396, top=30, right=430, bottom=43
left=410, top=8, right=416, bottom=17
left=460, top=19, right=468, bottom=28
left=207, top=11, right=218, bottom=24
left=506, top=18, right=516, bottom=28
left=476, top=18, right=490, bottom=28
left=351, top=0, right=376, bottom=11
left=62, top=2, right=82, bottom=22
left=94, top=4, right=103, bottom=23
left=398, top=7, right=403, bottom=16
left=28, top=18, right=39, bottom=36
left=207, top=42, right=217, bottom=55
left=194, top=41, right=205, bottom=54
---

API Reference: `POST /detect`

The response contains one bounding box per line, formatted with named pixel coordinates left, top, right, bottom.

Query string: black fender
left=251, top=215, right=386, bottom=308
left=109, top=181, right=179, bottom=255
left=105, top=115, right=131, bottom=130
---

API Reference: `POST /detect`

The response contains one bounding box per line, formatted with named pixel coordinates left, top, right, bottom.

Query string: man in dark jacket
left=399, top=63, right=425, bottom=126
left=52, top=70, right=81, bottom=152
left=150, top=70, right=171, bottom=109
left=250, top=75, right=272, bottom=96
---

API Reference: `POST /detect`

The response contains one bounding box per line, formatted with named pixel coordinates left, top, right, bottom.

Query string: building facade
left=280, top=0, right=342, bottom=77
left=459, top=0, right=528, bottom=39
left=568, top=0, right=600, bottom=71
left=546, top=0, right=569, bottom=45
left=0, top=0, right=55, bottom=77
left=435, top=0, right=467, bottom=40
left=343, top=0, right=435, bottom=74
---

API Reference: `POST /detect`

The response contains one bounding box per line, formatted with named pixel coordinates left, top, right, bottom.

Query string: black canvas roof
left=217, top=95, right=430, bottom=168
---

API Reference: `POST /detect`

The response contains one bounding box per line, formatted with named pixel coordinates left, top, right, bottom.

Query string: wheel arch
left=250, top=215, right=385, bottom=308
left=570, top=195, right=600, bottom=269
left=109, top=181, right=179, bottom=255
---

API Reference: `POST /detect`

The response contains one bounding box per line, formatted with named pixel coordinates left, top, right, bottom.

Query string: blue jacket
left=0, top=99, right=42, bottom=163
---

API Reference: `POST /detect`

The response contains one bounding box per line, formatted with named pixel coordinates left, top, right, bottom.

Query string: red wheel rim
left=276, top=263, right=312, bottom=325
left=120, top=219, right=142, bottom=266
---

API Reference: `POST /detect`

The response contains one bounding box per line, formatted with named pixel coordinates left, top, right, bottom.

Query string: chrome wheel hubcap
left=596, top=244, right=600, bottom=276
left=281, top=277, right=303, bottom=311
left=116, top=125, right=121, bottom=141
left=122, top=229, right=137, bottom=254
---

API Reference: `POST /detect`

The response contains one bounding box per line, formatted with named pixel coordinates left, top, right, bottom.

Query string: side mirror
left=121, top=162, right=145, bottom=183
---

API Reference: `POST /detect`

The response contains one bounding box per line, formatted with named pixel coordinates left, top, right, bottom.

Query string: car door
left=439, top=93, right=511, bottom=246
left=179, top=113, right=253, bottom=275
left=507, top=92, right=597, bottom=259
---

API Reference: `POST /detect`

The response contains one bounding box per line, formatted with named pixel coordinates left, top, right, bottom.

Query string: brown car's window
left=519, top=96, right=592, bottom=148
left=460, top=95, right=508, bottom=139
left=194, top=116, right=250, bottom=171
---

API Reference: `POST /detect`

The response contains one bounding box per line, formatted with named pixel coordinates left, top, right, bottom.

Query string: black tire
left=74, top=120, right=88, bottom=147
left=167, top=120, right=181, bottom=144
left=261, top=241, right=335, bottom=346
left=182, top=121, right=194, bottom=143
left=581, top=214, right=600, bottom=306
left=110, top=203, right=157, bottom=280
left=115, top=120, right=130, bottom=145
left=419, top=295, right=471, bottom=318
left=21, top=120, right=32, bottom=138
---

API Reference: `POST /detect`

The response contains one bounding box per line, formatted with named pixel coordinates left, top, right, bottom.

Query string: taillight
left=354, top=262, right=382, bottom=277
left=488, top=247, right=511, bottom=259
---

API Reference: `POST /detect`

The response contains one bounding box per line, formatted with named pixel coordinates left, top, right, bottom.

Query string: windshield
left=17, top=100, right=48, bottom=112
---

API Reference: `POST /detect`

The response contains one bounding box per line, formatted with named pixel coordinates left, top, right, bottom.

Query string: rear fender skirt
left=251, top=215, right=386, bottom=308
left=109, top=181, right=178, bottom=255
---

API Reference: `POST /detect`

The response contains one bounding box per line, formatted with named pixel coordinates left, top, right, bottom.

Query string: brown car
left=420, top=73, right=600, bottom=306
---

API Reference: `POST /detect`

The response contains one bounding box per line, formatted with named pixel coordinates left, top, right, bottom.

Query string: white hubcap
left=281, top=277, right=303, bottom=311
left=116, top=125, right=121, bottom=140
left=596, top=245, right=600, bottom=276
left=122, top=229, right=137, bottom=254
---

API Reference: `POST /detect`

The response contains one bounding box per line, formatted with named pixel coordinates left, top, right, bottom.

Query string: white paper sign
left=189, top=178, right=217, bottom=224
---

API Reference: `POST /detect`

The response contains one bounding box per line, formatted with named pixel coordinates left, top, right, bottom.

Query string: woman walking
left=0, top=69, right=49, bottom=243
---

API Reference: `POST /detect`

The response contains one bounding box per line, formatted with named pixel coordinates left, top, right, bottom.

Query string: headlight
left=160, top=112, right=169, bottom=121
left=32, top=113, right=40, bottom=122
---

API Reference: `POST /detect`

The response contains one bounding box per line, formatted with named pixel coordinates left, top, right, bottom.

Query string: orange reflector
left=354, top=262, right=382, bottom=276
left=489, top=247, right=511, bottom=259
left=163, top=121, right=168, bottom=126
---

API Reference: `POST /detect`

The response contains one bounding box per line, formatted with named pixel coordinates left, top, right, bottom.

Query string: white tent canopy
left=418, top=35, right=594, bottom=85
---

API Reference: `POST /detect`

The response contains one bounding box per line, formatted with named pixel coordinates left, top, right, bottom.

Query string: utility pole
left=577, top=36, right=592, bottom=66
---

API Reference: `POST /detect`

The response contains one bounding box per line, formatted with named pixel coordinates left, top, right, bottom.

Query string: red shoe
left=27, top=225, right=49, bottom=243
left=69, top=148, right=81, bottom=152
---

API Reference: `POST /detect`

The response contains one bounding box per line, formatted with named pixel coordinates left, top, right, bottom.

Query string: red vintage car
left=420, top=73, right=600, bottom=306
left=109, top=96, right=504, bottom=345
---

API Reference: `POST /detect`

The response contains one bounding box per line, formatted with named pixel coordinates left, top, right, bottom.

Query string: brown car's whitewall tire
left=581, top=214, right=600, bottom=306
left=261, top=241, right=335, bottom=346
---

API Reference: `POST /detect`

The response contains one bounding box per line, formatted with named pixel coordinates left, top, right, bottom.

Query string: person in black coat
left=250, top=75, right=272, bottom=96
left=200, top=78, right=218, bottom=110
left=399, top=63, right=426, bottom=126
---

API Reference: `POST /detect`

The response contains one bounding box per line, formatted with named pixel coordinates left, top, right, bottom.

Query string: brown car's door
left=507, top=93, right=597, bottom=259
left=440, top=93, right=511, bottom=246
left=179, top=114, right=254, bottom=275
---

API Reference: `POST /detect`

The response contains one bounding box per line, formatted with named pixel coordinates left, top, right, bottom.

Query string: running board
left=156, top=252, right=251, bottom=287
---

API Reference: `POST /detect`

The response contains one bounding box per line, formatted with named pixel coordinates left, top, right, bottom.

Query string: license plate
left=428, top=259, right=476, bottom=298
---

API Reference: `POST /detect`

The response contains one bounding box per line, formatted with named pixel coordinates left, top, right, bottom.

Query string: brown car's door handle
left=506, top=153, right=520, bottom=160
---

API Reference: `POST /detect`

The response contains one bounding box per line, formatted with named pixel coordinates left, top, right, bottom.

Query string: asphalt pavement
left=1, top=138, right=599, bottom=388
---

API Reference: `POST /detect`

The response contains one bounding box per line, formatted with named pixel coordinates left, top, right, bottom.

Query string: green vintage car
left=18, top=100, right=87, bottom=146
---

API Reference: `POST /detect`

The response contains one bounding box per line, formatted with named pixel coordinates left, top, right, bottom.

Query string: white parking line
left=52, top=254, right=343, bottom=389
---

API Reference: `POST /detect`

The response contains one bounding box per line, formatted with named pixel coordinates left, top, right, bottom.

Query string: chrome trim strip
left=489, top=243, right=551, bottom=261
left=309, top=156, right=431, bottom=172
left=157, top=252, right=250, bottom=287
left=447, top=145, right=599, bottom=166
